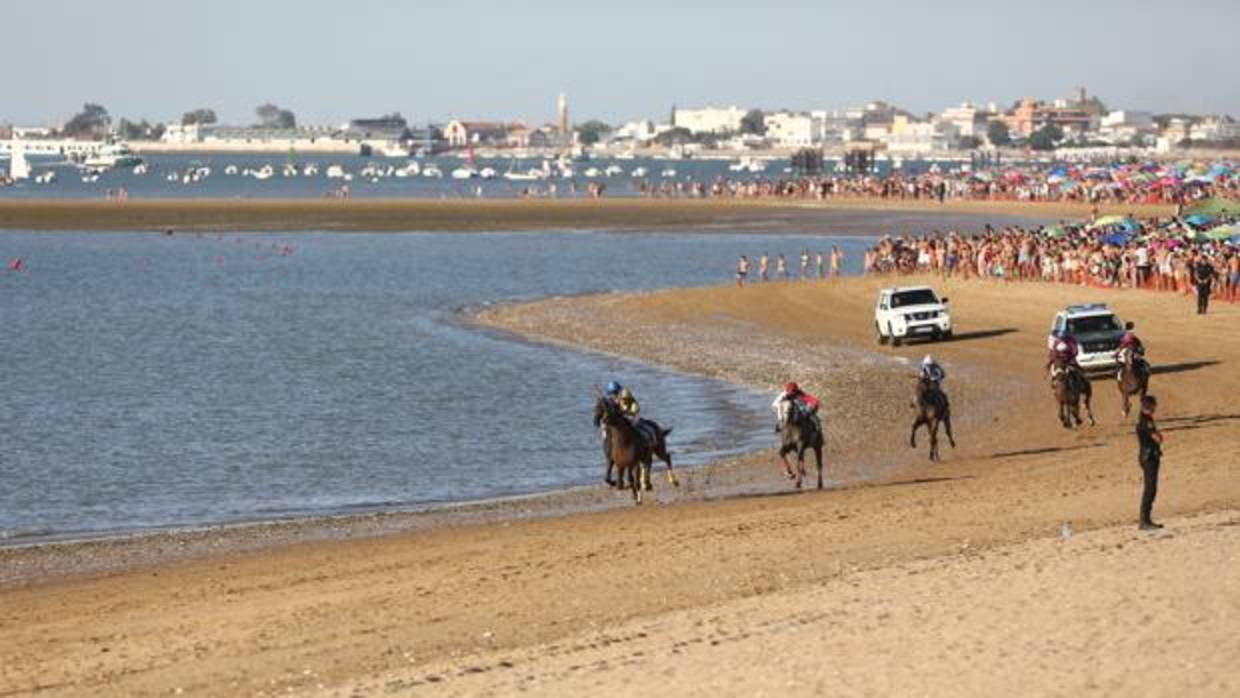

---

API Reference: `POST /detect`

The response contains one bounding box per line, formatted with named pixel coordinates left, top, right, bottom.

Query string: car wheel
left=876, top=323, right=888, bottom=345
left=943, top=329, right=953, bottom=340
left=889, top=324, right=901, bottom=347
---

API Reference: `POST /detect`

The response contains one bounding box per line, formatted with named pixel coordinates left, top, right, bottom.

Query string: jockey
left=1117, top=321, right=1145, bottom=358
left=1047, top=335, right=1086, bottom=391
left=920, top=355, right=946, bottom=389
left=772, top=381, right=821, bottom=431
left=617, top=387, right=641, bottom=425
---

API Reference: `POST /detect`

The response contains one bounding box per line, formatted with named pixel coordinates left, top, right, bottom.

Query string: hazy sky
left=3, top=0, right=1236, bottom=127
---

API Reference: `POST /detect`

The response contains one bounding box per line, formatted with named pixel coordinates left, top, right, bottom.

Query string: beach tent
left=1103, top=232, right=1134, bottom=246
left=1041, top=224, right=1067, bottom=239
left=1185, top=198, right=1240, bottom=216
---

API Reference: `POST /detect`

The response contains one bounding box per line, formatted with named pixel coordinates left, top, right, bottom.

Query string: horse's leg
left=656, top=443, right=679, bottom=487
left=943, top=408, right=956, bottom=448
left=1120, top=382, right=1130, bottom=421
left=630, top=463, right=642, bottom=504
left=928, top=418, right=939, bottom=461
left=778, top=448, right=796, bottom=480
left=793, top=447, right=804, bottom=489
left=813, top=445, right=824, bottom=490
left=1084, top=386, right=1096, bottom=426
left=642, top=456, right=653, bottom=492
left=910, top=416, right=924, bottom=448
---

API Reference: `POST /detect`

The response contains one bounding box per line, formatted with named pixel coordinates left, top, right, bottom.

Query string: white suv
left=875, top=286, right=953, bottom=346
left=1048, top=304, right=1126, bottom=371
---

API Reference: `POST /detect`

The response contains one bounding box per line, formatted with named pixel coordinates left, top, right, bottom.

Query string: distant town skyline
left=3, top=0, right=1238, bottom=127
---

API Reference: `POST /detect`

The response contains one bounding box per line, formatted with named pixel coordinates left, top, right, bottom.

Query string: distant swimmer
left=736, top=255, right=750, bottom=287
left=8, top=258, right=23, bottom=271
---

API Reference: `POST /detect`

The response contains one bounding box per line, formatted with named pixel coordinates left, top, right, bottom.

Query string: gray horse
left=775, top=400, right=825, bottom=490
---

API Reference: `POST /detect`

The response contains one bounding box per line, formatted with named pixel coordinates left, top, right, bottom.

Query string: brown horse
left=1051, top=359, right=1095, bottom=428
left=593, top=397, right=677, bottom=503
left=910, top=378, right=955, bottom=461
left=1116, top=347, right=1150, bottom=420
left=775, top=399, right=825, bottom=489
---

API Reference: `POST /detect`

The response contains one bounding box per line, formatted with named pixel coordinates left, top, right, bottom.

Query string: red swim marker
left=8, top=258, right=23, bottom=271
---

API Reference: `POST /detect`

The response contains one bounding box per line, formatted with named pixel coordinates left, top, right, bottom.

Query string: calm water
left=1, top=230, right=892, bottom=542
left=0, top=153, right=967, bottom=200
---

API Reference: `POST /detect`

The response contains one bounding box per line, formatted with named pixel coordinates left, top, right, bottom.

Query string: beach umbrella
left=1042, top=224, right=1067, bottom=239
left=1184, top=214, right=1214, bottom=227
left=1092, top=214, right=1128, bottom=227
left=1204, top=224, right=1238, bottom=241
left=1185, top=198, right=1240, bottom=216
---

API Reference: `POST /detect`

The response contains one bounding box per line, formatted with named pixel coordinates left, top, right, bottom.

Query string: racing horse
left=775, top=399, right=825, bottom=489
left=593, top=396, right=677, bottom=503
left=1051, top=358, right=1096, bottom=428
left=910, top=377, right=956, bottom=461
left=1116, top=346, right=1150, bottom=421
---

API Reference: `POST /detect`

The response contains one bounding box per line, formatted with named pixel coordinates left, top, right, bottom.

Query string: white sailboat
left=9, top=142, right=31, bottom=181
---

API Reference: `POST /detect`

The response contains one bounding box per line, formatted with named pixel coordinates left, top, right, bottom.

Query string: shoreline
left=0, top=196, right=1166, bottom=232
left=3, top=275, right=1236, bottom=696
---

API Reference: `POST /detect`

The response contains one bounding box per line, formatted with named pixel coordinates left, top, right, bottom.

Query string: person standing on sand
left=800, top=249, right=810, bottom=280
left=1193, top=257, right=1216, bottom=314
left=759, top=253, right=769, bottom=282
left=830, top=246, right=842, bottom=278
left=736, top=255, right=750, bottom=287
left=816, top=251, right=825, bottom=280
left=776, top=254, right=787, bottom=280
left=1136, top=395, right=1164, bottom=530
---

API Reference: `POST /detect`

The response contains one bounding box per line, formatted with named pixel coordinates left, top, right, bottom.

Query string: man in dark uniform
left=1193, top=257, right=1216, bottom=314
left=1136, top=394, right=1164, bottom=530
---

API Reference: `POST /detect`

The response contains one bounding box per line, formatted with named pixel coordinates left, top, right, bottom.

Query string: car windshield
left=1067, top=315, right=1122, bottom=335
left=891, top=290, right=938, bottom=308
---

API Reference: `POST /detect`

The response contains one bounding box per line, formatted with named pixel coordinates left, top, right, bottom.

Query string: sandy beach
left=0, top=197, right=1171, bottom=232
left=2, top=265, right=1237, bottom=696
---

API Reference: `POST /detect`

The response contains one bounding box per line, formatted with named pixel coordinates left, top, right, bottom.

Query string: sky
left=2, top=0, right=1237, bottom=127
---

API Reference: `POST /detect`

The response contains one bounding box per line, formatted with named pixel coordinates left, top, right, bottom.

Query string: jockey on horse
left=1116, top=321, right=1150, bottom=380
left=1047, top=334, right=1088, bottom=394
left=917, top=354, right=948, bottom=405
left=603, top=380, right=660, bottom=448
left=772, top=381, right=822, bottom=433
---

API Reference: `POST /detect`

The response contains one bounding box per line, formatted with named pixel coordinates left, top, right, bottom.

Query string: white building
left=614, top=119, right=659, bottom=143
left=937, top=102, right=991, bottom=138
left=884, top=115, right=959, bottom=153
left=811, top=110, right=862, bottom=143
left=161, top=123, right=203, bottom=143
left=763, top=112, right=817, bottom=147
left=672, top=105, right=747, bottom=135
left=1190, top=116, right=1240, bottom=142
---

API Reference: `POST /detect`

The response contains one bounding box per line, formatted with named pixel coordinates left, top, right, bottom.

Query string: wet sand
left=0, top=197, right=1168, bottom=232
left=2, top=276, right=1237, bottom=696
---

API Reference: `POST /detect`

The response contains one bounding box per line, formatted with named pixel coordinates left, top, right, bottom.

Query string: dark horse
left=1116, top=347, right=1150, bottom=421
left=775, top=400, right=825, bottom=489
left=910, top=378, right=956, bottom=461
left=593, top=397, right=678, bottom=503
left=1051, top=358, right=1095, bottom=428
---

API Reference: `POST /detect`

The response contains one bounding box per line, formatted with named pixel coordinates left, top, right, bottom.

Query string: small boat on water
left=224, top=164, right=239, bottom=175
left=604, top=164, right=623, bottom=177
left=630, top=166, right=648, bottom=177
left=394, top=161, right=420, bottom=178
left=479, top=167, right=497, bottom=180
left=451, top=166, right=478, bottom=179
left=728, top=156, right=767, bottom=174
left=660, top=167, right=677, bottom=178
left=34, top=171, right=56, bottom=184
left=584, top=167, right=601, bottom=178
left=325, top=165, right=347, bottom=179
left=83, top=143, right=143, bottom=169
left=422, top=164, right=443, bottom=178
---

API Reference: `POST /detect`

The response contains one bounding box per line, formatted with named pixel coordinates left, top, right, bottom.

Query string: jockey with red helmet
left=772, top=381, right=821, bottom=432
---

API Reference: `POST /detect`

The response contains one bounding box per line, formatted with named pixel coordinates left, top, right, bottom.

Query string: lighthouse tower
left=557, top=93, right=569, bottom=138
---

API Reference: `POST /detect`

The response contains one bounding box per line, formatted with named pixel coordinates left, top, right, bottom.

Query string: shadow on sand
left=946, top=328, right=1019, bottom=343
left=1159, top=412, right=1240, bottom=433
left=991, top=442, right=1106, bottom=459
left=1150, top=360, right=1220, bottom=376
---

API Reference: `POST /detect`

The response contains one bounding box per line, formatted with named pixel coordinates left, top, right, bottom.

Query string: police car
left=875, top=286, right=953, bottom=346
left=1048, top=304, right=1126, bottom=371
